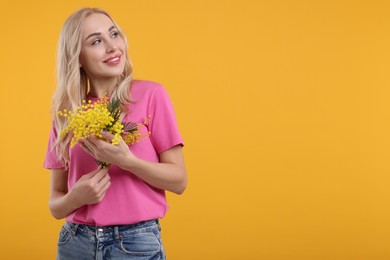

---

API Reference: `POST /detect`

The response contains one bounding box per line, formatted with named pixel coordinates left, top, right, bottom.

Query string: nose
left=106, top=39, right=118, bottom=53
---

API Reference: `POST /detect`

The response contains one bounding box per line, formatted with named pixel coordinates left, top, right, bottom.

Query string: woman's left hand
left=79, top=130, right=136, bottom=168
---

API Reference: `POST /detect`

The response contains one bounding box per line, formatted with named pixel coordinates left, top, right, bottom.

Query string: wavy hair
left=51, top=7, right=134, bottom=169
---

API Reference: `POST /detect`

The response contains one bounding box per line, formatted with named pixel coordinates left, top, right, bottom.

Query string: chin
left=103, top=69, right=125, bottom=77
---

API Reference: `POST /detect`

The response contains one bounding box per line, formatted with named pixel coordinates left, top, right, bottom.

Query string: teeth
left=107, top=57, right=119, bottom=63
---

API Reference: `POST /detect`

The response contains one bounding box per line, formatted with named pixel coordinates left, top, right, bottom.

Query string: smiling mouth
left=104, top=56, right=121, bottom=64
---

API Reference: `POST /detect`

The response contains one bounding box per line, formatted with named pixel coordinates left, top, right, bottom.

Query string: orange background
left=1, top=0, right=390, bottom=259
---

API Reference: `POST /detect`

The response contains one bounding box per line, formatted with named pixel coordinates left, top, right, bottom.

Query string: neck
left=88, top=77, right=118, bottom=98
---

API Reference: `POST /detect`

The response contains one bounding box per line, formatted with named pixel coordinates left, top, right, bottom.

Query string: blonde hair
left=51, top=7, right=134, bottom=168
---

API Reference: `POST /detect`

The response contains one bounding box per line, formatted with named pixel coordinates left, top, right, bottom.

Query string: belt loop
left=70, top=223, right=79, bottom=236
left=114, top=226, right=120, bottom=240
left=157, top=219, right=162, bottom=231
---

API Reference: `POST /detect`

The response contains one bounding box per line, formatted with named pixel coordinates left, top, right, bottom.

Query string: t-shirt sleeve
left=148, top=85, right=185, bottom=154
left=43, top=121, right=66, bottom=170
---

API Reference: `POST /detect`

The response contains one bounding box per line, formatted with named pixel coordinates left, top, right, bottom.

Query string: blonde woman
left=43, top=7, right=186, bottom=260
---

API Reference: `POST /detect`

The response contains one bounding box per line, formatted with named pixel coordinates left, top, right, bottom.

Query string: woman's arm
left=81, top=132, right=187, bottom=194
left=122, top=145, right=187, bottom=194
left=48, top=167, right=111, bottom=219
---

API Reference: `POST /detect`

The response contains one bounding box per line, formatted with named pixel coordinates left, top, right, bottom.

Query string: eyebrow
left=85, top=26, right=117, bottom=41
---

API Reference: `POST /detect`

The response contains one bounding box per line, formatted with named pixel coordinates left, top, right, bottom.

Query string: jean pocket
left=58, top=224, right=72, bottom=246
left=119, top=229, right=161, bottom=256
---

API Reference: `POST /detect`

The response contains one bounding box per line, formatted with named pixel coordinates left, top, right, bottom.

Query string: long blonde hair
left=51, top=7, right=134, bottom=168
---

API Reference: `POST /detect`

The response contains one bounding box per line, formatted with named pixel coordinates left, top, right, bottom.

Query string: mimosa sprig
left=58, top=94, right=151, bottom=167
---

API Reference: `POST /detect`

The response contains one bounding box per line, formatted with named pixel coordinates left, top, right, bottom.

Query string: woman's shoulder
left=131, top=79, right=165, bottom=94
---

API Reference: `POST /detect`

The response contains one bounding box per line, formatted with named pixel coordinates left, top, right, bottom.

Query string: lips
left=104, top=54, right=121, bottom=64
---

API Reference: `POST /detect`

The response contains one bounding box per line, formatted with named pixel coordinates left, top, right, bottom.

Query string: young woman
left=43, top=7, right=186, bottom=260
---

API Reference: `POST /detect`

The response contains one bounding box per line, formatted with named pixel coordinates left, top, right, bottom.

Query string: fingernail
left=101, top=129, right=107, bottom=134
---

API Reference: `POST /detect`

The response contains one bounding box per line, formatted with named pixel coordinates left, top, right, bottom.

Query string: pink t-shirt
left=43, top=80, right=184, bottom=226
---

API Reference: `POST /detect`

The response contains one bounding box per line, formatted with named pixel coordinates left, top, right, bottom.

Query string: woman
left=43, top=7, right=187, bottom=260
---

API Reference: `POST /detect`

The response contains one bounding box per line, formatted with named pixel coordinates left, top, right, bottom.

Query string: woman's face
left=79, top=13, right=126, bottom=82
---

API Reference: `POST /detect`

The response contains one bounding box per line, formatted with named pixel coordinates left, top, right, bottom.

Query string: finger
left=100, top=130, right=115, bottom=142
left=97, top=179, right=111, bottom=196
left=79, top=141, right=95, bottom=157
left=97, top=180, right=111, bottom=198
left=84, top=138, right=98, bottom=151
left=91, top=168, right=109, bottom=183
left=97, top=172, right=110, bottom=187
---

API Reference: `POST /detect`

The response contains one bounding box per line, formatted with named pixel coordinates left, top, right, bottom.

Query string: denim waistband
left=66, top=219, right=160, bottom=240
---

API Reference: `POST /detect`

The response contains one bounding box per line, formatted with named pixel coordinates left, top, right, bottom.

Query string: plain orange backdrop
left=1, top=0, right=390, bottom=259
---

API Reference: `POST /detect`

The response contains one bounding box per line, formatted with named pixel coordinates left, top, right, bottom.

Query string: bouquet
left=58, top=94, right=151, bottom=167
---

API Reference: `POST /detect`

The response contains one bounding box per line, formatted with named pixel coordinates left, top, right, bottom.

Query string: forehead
left=81, top=13, right=115, bottom=36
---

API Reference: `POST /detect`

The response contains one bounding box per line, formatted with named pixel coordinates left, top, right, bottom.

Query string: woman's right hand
left=69, top=166, right=111, bottom=208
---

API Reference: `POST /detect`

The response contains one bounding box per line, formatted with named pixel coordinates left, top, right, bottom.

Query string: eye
left=92, top=39, right=102, bottom=45
left=111, top=31, right=119, bottom=38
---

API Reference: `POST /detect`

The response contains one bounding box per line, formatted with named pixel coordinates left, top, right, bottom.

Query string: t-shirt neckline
left=86, top=94, right=111, bottom=101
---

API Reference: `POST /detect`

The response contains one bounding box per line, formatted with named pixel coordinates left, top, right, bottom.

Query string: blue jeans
left=57, top=219, right=166, bottom=260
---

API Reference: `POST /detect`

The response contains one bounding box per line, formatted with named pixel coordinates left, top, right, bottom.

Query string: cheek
left=79, top=51, right=89, bottom=68
left=118, top=39, right=127, bottom=52
left=80, top=50, right=100, bottom=70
